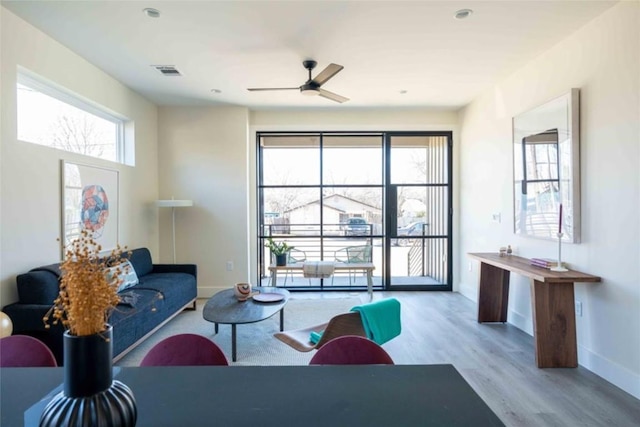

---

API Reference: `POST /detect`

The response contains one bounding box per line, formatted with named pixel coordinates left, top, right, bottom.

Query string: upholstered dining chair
left=0, top=335, right=58, bottom=367
left=274, top=312, right=367, bottom=352
left=140, top=333, right=229, bottom=366
left=309, top=335, right=395, bottom=365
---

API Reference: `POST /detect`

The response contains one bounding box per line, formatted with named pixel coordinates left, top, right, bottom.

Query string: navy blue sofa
left=2, top=248, right=197, bottom=365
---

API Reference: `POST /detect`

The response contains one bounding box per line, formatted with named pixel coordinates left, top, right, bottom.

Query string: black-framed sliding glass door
left=257, top=131, right=452, bottom=291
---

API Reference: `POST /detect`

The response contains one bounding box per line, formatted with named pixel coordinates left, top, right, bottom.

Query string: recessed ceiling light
left=143, top=8, right=161, bottom=18
left=211, top=89, right=222, bottom=94
left=454, top=9, right=473, bottom=20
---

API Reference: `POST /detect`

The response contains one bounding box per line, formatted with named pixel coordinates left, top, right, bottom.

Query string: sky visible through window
left=17, top=83, right=118, bottom=162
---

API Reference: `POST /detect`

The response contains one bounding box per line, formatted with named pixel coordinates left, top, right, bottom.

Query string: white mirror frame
left=513, top=89, right=580, bottom=243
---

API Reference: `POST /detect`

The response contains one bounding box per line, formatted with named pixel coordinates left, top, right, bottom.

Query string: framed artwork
left=61, top=160, right=119, bottom=257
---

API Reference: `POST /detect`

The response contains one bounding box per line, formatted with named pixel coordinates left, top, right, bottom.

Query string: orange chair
left=309, top=335, right=394, bottom=365
left=140, top=334, right=229, bottom=366
left=0, top=335, right=58, bottom=367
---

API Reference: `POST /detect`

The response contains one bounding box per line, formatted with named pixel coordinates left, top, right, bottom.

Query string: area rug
left=115, top=296, right=362, bottom=367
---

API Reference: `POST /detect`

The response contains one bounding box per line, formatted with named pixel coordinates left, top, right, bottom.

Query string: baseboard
left=461, top=287, right=639, bottom=399
left=507, top=309, right=639, bottom=399
left=197, top=286, right=226, bottom=299
left=578, top=345, right=640, bottom=399
left=507, top=309, right=533, bottom=336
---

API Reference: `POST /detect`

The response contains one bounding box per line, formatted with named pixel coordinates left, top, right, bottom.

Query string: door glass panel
left=261, top=135, right=320, bottom=185
left=388, top=135, right=449, bottom=288
left=390, top=136, right=448, bottom=185
left=262, top=188, right=320, bottom=236
left=323, top=135, right=382, bottom=185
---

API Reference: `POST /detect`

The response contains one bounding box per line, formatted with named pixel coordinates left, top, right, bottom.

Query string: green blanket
left=309, top=330, right=323, bottom=344
left=350, top=298, right=401, bottom=345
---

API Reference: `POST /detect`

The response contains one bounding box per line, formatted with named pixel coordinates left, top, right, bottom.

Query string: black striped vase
left=39, top=325, right=137, bottom=427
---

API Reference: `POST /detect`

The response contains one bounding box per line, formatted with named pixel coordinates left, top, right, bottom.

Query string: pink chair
left=0, top=335, right=58, bottom=367
left=140, top=333, right=229, bottom=366
left=309, top=335, right=395, bottom=365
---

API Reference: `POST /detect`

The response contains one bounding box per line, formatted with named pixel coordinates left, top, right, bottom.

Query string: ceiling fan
left=247, top=60, right=349, bottom=103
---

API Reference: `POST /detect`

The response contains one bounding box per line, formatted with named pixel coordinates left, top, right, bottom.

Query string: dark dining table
left=1, top=364, right=504, bottom=427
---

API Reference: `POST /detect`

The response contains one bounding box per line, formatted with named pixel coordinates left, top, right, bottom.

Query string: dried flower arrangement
left=43, top=230, right=128, bottom=337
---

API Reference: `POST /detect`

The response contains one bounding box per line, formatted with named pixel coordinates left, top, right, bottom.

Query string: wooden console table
left=468, top=253, right=601, bottom=368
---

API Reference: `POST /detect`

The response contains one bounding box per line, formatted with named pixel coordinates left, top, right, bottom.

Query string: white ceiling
left=2, top=0, right=617, bottom=109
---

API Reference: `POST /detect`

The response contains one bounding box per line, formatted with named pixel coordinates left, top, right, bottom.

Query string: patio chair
left=285, top=248, right=310, bottom=285
left=274, top=312, right=366, bottom=352
left=332, top=244, right=372, bottom=285
left=0, top=335, right=58, bottom=367
left=270, top=249, right=309, bottom=286
left=309, top=335, right=395, bottom=365
left=140, top=333, right=229, bottom=366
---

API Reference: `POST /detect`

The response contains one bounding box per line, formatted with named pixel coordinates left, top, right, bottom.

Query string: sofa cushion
left=127, top=248, right=153, bottom=277
left=16, top=268, right=60, bottom=305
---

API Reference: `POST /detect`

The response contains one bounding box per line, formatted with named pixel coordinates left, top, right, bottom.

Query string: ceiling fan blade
left=247, top=87, right=299, bottom=91
left=318, top=88, right=349, bottom=103
left=312, top=63, right=344, bottom=86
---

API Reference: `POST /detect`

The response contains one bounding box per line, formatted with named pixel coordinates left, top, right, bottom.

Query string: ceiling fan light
left=301, top=88, right=319, bottom=96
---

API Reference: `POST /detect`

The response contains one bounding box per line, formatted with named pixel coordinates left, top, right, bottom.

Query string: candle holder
left=550, top=232, right=569, bottom=272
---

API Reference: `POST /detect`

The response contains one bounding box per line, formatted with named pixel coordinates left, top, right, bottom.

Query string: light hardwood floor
left=305, top=290, right=639, bottom=427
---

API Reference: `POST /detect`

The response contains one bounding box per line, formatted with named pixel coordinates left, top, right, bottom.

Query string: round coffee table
left=203, top=287, right=290, bottom=362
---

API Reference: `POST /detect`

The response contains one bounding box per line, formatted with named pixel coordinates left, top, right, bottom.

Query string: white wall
left=157, top=107, right=250, bottom=297
left=458, top=1, right=639, bottom=398
left=0, top=9, right=159, bottom=306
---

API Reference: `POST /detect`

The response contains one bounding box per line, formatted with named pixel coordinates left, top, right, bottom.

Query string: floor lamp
left=156, top=199, right=193, bottom=263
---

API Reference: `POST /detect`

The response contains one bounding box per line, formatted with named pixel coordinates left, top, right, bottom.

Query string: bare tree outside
left=50, top=115, right=107, bottom=158
left=17, top=80, right=120, bottom=163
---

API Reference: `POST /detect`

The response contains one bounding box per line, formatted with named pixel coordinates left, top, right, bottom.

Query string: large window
left=17, top=70, right=129, bottom=164
left=257, top=131, right=452, bottom=292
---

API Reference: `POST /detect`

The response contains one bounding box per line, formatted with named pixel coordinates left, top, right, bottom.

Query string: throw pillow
left=105, top=260, right=139, bottom=293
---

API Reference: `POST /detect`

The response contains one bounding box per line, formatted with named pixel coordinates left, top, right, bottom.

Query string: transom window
left=17, top=70, right=129, bottom=164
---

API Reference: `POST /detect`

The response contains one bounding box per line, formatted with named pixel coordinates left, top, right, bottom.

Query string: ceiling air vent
left=152, top=65, right=182, bottom=76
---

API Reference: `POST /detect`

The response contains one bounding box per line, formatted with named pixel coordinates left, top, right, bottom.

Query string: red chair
left=140, top=334, right=229, bottom=366
left=0, top=335, right=58, bottom=367
left=309, top=335, right=395, bottom=365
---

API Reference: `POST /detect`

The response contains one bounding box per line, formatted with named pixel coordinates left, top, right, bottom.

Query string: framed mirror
left=513, top=89, right=580, bottom=243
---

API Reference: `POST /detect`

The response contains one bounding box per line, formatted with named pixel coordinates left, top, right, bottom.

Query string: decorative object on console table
left=530, top=258, right=559, bottom=269
left=550, top=204, right=569, bottom=272
left=550, top=232, right=569, bottom=272
left=40, top=231, right=136, bottom=427
left=156, top=198, right=194, bottom=263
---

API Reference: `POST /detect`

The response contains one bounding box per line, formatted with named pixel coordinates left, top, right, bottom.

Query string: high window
left=17, top=70, right=130, bottom=164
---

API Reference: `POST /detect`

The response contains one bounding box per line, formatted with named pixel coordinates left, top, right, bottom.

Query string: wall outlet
left=575, top=301, right=582, bottom=317
left=492, top=212, right=501, bottom=223
left=468, top=261, right=473, bottom=272
left=226, top=261, right=234, bottom=271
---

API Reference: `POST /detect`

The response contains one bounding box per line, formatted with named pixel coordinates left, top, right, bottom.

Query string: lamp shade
left=155, top=200, right=193, bottom=208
